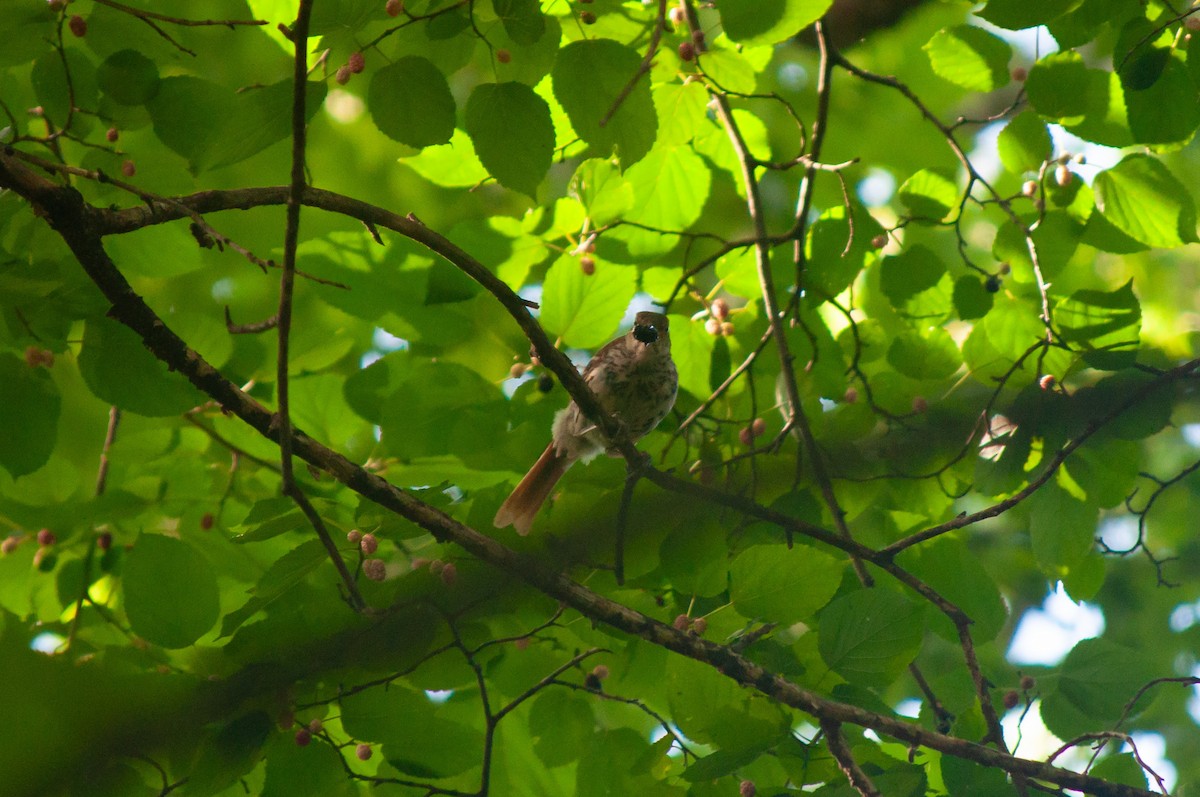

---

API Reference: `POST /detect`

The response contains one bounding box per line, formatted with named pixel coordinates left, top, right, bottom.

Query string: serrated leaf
left=96, top=49, right=159, bottom=106
left=492, top=0, right=545, bottom=45
left=730, top=545, right=842, bottom=624
left=369, top=56, right=455, bottom=147
left=78, top=317, right=204, bottom=417
left=714, top=0, right=832, bottom=46
left=539, top=255, right=636, bottom=349
left=997, top=111, right=1052, bottom=174
left=897, top=169, right=957, bottom=220
left=0, top=354, right=59, bottom=478
left=465, top=82, right=553, bottom=197
left=924, top=25, right=1011, bottom=92
left=1055, top=279, right=1141, bottom=370
left=552, top=39, right=657, bottom=166
left=978, top=0, right=1078, bottom=30
left=1094, top=155, right=1198, bottom=248
left=570, top=158, right=634, bottom=227
left=886, top=327, right=960, bottom=380
left=123, top=534, right=219, bottom=648
left=1040, top=638, right=1157, bottom=740
left=616, top=145, right=711, bottom=257
left=818, top=589, right=926, bottom=687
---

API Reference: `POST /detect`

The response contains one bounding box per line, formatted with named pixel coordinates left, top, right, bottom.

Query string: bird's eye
left=633, top=324, right=658, bottom=344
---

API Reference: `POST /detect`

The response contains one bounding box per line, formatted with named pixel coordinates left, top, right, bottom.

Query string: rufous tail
left=494, top=444, right=572, bottom=535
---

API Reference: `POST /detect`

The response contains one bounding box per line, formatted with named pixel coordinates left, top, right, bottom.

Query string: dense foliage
left=2, top=0, right=1200, bottom=794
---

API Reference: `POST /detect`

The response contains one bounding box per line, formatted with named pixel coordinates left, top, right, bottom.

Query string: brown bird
left=494, top=311, right=678, bottom=535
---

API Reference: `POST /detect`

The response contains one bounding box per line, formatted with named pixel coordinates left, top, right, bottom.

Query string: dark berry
left=1020, top=675, right=1036, bottom=691
left=200, top=512, right=214, bottom=531
left=68, top=15, right=87, bottom=37
left=106, top=127, right=119, bottom=143
left=37, top=528, right=56, bottom=547
left=985, top=275, right=1001, bottom=293
left=120, top=160, right=136, bottom=177
left=356, top=743, right=373, bottom=760
left=580, top=255, right=595, bottom=275
left=348, top=52, right=365, bottom=73
left=294, top=728, right=312, bottom=746
left=678, top=41, right=695, bottom=62
left=580, top=10, right=596, bottom=24
left=496, top=49, right=511, bottom=64
left=537, top=373, right=554, bottom=393
left=385, top=0, right=404, bottom=16
left=1002, top=690, right=1020, bottom=709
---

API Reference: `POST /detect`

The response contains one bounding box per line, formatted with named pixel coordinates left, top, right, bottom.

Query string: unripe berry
left=691, top=617, right=707, bottom=634
left=1054, top=163, right=1071, bottom=187
left=347, top=529, right=362, bottom=544
left=591, top=664, right=610, bottom=680
left=68, top=15, right=87, bottom=37
left=719, top=321, right=734, bottom=336
left=996, top=261, right=1011, bottom=275
left=509, top=362, right=529, bottom=379
left=673, top=613, right=690, bottom=631
left=335, top=64, right=352, bottom=85
left=121, top=160, right=136, bottom=177
left=1010, top=66, right=1028, bottom=82
left=37, top=528, right=56, bottom=547
left=363, top=558, right=387, bottom=581
left=740, top=781, right=757, bottom=797
left=1020, top=675, right=1036, bottom=691
left=844, top=387, right=859, bottom=404
left=385, top=0, right=404, bottom=16
left=705, top=317, right=722, bottom=336
left=1002, top=689, right=1020, bottom=709
left=678, top=41, right=695, bottom=61
left=496, top=49, right=511, bottom=64
left=294, top=728, right=312, bottom=746
left=200, top=512, right=214, bottom=530
left=580, top=255, right=595, bottom=275
left=870, top=233, right=888, bottom=249
left=1, top=536, right=20, bottom=555
left=710, top=298, right=729, bottom=321
left=106, top=127, right=119, bottom=143
left=1038, top=374, right=1055, bottom=390
left=356, top=743, right=373, bottom=761
left=360, top=532, right=378, bottom=556
left=911, top=396, right=928, bottom=414
left=751, top=417, right=766, bottom=437
left=348, top=51, right=365, bottom=73
left=1021, top=180, right=1037, bottom=197
left=440, top=561, right=458, bottom=586
left=308, top=718, right=324, bottom=733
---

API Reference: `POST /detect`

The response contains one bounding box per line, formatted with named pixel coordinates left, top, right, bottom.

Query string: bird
left=494, top=311, right=678, bottom=535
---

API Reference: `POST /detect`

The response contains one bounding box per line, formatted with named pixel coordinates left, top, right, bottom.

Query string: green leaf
left=492, top=0, right=546, bottom=45
left=220, top=540, right=328, bottom=637
left=78, top=317, right=204, bottom=417
left=898, top=535, right=1008, bottom=642
left=886, top=327, right=961, bottom=380
left=897, top=169, right=957, bottom=220
left=1094, top=154, right=1198, bottom=248
left=997, top=111, right=1052, bottom=174
left=32, top=48, right=97, bottom=127
left=730, top=545, right=843, bottom=624
left=1040, top=638, right=1157, bottom=740
left=978, top=0, right=1079, bottom=30
left=1029, top=481, right=1097, bottom=577
left=570, top=158, right=634, bottom=228
left=539, top=255, right=637, bottom=349
left=123, top=534, right=220, bottom=648
left=818, top=589, right=926, bottom=687
left=465, top=82, right=553, bottom=197
left=96, top=49, right=159, bottom=106
left=552, top=39, right=658, bottom=166
left=368, top=56, right=455, bottom=147
left=1055, top=280, right=1141, bottom=370
left=805, top=202, right=885, bottom=298
left=0, top=354, right=60, bottom=478
left=714, top=0, right=832, bottom=46
left=528, top=690, right=595, bottom=766
left=614, top=145, right=711, bottom=257
left=1125, top=54, right=1200, bottom=145
left=1025, top=51, right=1093, bottom=123
left=924, top=25, right=1011, bottom=92
left=879, top=245, right=945, bottom=308
left=953, top=275, right=994, bottom=320
left=401, top=128, right=490, bottom=188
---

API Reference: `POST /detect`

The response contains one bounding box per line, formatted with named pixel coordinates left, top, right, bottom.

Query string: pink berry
left=740, top=780, right=757, bottom=797
left=121, top=160, right=136, bottom=177
left=678, top=41, right=695, bottom=62
left=356, top=743, right=373, bottom=761
left=37, top=528, right=56, bottom=547
left=440, top=562, right=457, bottom=586
left=1002, top=690, right=1020, bottom=709
left=692, top=617, right=707, bottom=634
left=410, top=556, right=430, bottom=569
left=1038, top=374, right=1056, bottom=390
left=591, top=664, right=609, bottom=680
left=668, top=6, right=685, bottom=26
left=710, top=298, right=729, bottom=321
left=308, top=718, right=323, bottom=733
left=751, top=417, right=766, bottom=437
left=68, top=14, right=86, bottom=37
left=295, top=728, right=312, bottom=746
left=870, top=233, right=888, bottom=249
left=739, top=426, right=754, bottom=447
left=673, top=614, right=690, bottom=631
left=704, top=317, right=721, bottom=336
left=1, top=536, right=20, bottom=555
left=1020, top=675, right=1036, bottom=691
left=385, top=0, right=404, bottom=16
left=348, top=51, right=365, bottom=73
left=360, top=532, right=378, bottom=556
left=496, top=49, right=511, bottom=64
left=580, top=255, right=595, bottom=276
left=843, top=387, right=858, bottom=404
left=719, top=321, right=734, bottom=336
left=363, top=558, right=387, bottom=581
left=335, top=65, right=352, bottom=85
left=106, top=127, right=119, bottom=143
left=1186, top=15, right=1200, bottom=31
left=347, top=529, right=362, bottom=544
left=428, top=559, right=445, bottom=575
